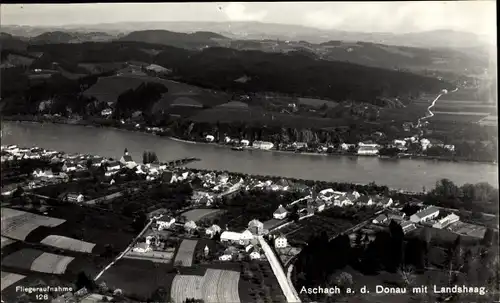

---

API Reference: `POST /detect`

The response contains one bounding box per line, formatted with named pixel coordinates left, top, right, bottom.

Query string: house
left=357, top=196, right=373, bottom=206
left=314, top=201, right=326, bottom=212
left=106, top=161, right=121, bottom=171
left=248, top=219, right=264, bottom=235
left=221, top=231, right=243, bottom=243
left=273, top=205, right=288, bottom=220
left=157, top=215, right=176, bottom=230
left=252, top=141, right=274, bottom=150
left=66, top=193, right=84, bottom=203
left=205, top=224, right=222, bottom=238
left=62, top=161, right=79, bottom=172
left=420, top=138, right=431, bottom=150
left=240, top=139, right=250, bottom=146
left=373, top=214, right=389, bottom=224
left=444, top=144, right=455, bottom=152
left=184, top=220, right=198, bottom=232
left=217, top=173, right=229, bottom=184
left=275, top=235, right=288, bottom=249
left=400, top=221, right=417, bottom=233
left=132, top=242, right=151, bottom=253
left=357, top=145, right=379, bottom=155
left=410, top=206, right=440, bottom=223
left=374, top=196, right=393, bottom=208
left=120, top=151, right=137, bottom=169
left=219, top=254, right=232, bottom=261
left=220, top=230, right=254, bottom=245
left=249, top=251, right=261, bottom=260
left=101, top=108, right=113, bottom=116
left=334, top=195, right=354, bottom=207
left=433, top=213, right=460, bottom=229
left=245, top=244, right=254, bottom=252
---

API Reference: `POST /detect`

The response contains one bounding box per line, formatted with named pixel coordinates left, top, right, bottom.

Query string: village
left=0, top=144, right=494, bottom=303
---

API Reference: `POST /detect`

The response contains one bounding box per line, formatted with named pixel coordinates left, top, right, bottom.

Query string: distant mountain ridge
left=1, top=27, right=490, bottom=77
left=1, top=22, right=492, bottom=50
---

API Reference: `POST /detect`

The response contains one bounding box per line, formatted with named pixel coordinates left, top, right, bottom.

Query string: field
left=82, top=76, right=145, bottom=104
left=1, top=236, right=16, bottom=249
left=429, top=113, right=488, bottom=123
left=22, top=204, right=136, bottom=253
left=170, top=269, right=241, bottom=303
left=123, top=249, right=175, bottom=263
left=298, top=97, right=338, bottom=108
left=191, top=107, right=348, bottom=128
left=447, top=221, right=487, bottom=239
left=174, top=239, right=198, bottom=266
left=181, top=208, right=222, bottom=222
left=30, top=252, right=75, bottom=274
left=2, top=248, right=74, bottom=274
left=1, top=207, right=66, bottom=240
left=40, top=235, right=96, bottom=253
left=97, top=258, right=177, bottom=300
left=1, top=271, right=26, bottom=291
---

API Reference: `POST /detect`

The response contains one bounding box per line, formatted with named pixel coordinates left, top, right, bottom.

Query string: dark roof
left=274, top=206, right=287, bottom=215
left=107, top=161, right=121, bottom=167
left=122, top=155, right=133, bottom=162
left=357, top=196, right=371, bottom=203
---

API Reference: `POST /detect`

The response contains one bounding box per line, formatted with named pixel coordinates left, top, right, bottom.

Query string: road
left=258, top=236, right=301, bottom=303
left=94, top=218, right=153, bottom=281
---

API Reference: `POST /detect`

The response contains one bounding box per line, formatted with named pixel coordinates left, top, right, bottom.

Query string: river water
left=1, top=121, right=497, bottom=191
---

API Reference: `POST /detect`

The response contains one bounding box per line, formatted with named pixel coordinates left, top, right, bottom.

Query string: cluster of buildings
left=370, top=204, right=462, bottom=234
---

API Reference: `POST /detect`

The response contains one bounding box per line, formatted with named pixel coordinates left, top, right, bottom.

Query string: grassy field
left=1, top=208, right=66, bottom=241
left=1, top=236, right=17, bottom=249
left=298, top=97, right=339, bottom=108
left=97, top=258, right=177, bottom=301
left=429, top=113, right=487, bottom=123
left=191, top=107, right=348, bottom=128
left=40, top=235, right=96, bottom=253
left=83, top=75, right=146, bottom=104
left=1, top=271, right=26, bottom=291
left=174, top=239, right=198, bottom=267
left=20, top=203, right=136, bottom=253
left=2, top=248, right=76, bottom=275
left=181, top=208, right=222, bottom=222
left=170, top=269, right=241, bottom=303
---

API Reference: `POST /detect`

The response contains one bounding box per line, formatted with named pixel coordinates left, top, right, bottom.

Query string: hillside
left=1, top=41, right=451, bottom=107
left=2, top=27, right=489, bottom=77
left=0, top=33, right=28, bottom=52
left=118, top=30, right=229, bottom=50
left=29, top=31, right=116, bottom=44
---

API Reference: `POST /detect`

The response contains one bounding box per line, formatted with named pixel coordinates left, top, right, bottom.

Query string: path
left=94, top=218, right=153, bottom=281
left=258, top=236, right=301, bottom=303
left=416, top=87, right=458, bottom=127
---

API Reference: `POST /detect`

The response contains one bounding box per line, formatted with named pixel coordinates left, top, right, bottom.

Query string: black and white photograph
left=0, top=1, right=498, bottom=303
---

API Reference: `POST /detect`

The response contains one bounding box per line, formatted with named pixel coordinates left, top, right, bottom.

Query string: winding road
left=416, top=87, right=458, bottom=127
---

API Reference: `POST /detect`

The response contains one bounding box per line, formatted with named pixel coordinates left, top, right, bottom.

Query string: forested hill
left=6, top=41, right=451, bottom=104
left=118, top=30, right=229, bottom=49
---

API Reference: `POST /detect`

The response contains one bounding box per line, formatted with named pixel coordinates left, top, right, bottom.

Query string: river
left=1, top=121, right=497, bottom=191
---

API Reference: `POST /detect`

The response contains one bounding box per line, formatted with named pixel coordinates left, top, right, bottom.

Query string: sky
left=1, top=1, right=496, bottom=40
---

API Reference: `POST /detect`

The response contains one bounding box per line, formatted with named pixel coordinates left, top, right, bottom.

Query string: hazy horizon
left=1, top=2, right=496, bottom=41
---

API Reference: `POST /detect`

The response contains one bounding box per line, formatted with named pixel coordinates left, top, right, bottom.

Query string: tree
left=398, top=265, right=416, bottom=287
left=75, top=271, right=95, bottom=291
left=481, top=228, right=495, bottom=247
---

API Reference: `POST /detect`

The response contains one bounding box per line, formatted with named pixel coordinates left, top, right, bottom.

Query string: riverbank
left=1, top=115, right=496, bottom=165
